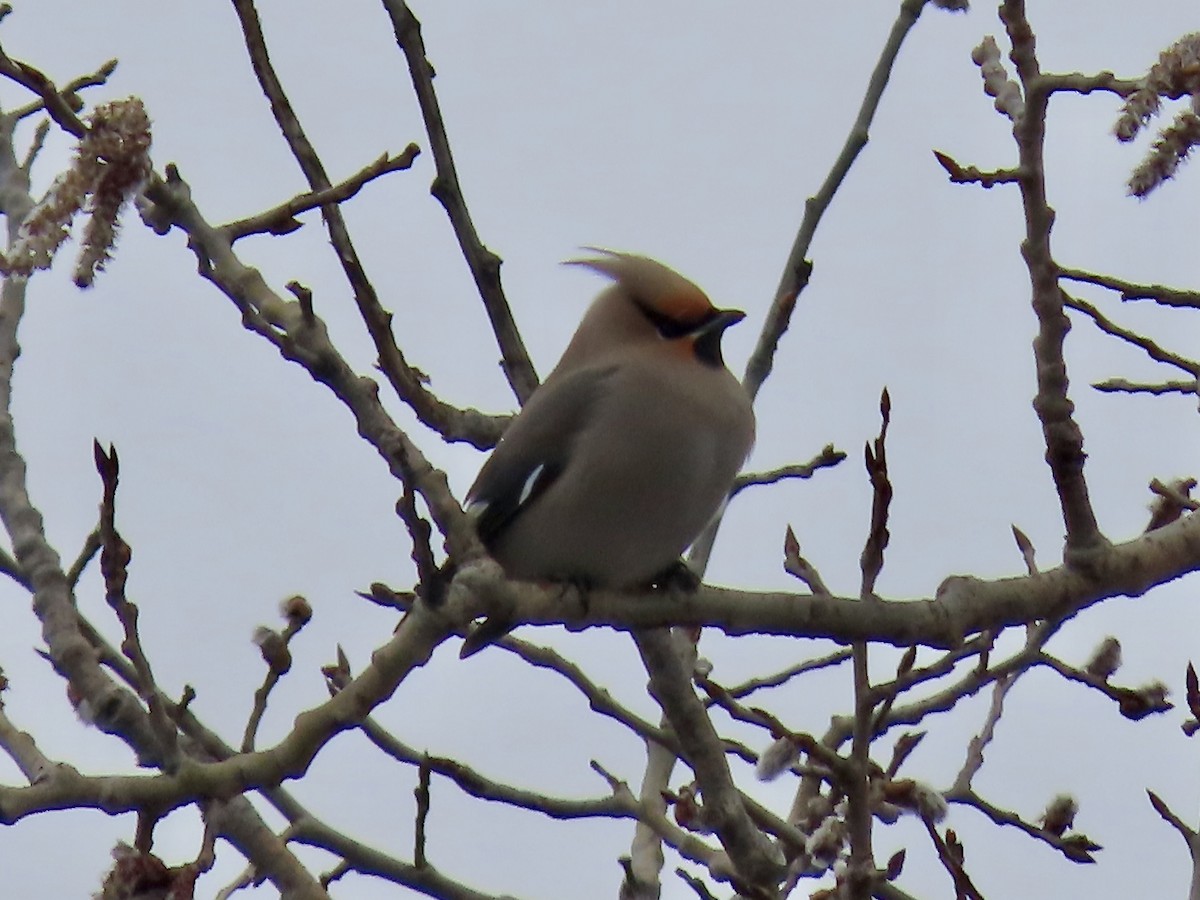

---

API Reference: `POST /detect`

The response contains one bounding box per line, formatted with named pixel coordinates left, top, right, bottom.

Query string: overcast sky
left=2, top=2, right=1199, bottom=898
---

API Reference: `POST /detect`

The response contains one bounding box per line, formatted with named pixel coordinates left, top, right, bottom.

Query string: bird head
left=561, top=249, right=747, bottom=369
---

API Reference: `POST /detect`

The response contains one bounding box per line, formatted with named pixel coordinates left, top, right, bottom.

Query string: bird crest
left=564, top=248, right=715, bottom=327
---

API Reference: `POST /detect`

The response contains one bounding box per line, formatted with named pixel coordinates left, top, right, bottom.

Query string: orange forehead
left=648, top=286, right=715, bottom=326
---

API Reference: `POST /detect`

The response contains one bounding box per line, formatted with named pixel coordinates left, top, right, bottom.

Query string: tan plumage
left=466, top=249, right=755, bottom=589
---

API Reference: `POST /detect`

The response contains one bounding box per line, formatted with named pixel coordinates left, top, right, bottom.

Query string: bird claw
left=647, top=560, right=701, bottom=593
left=460, top=615, right=514, bottom=658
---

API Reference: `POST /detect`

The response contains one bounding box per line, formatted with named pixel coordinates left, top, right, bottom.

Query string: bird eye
left=633, top=297, right=715, bottom=340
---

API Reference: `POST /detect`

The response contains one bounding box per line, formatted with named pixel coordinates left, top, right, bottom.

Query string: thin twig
left=948, top=788, right=1102, bottom=863
left=860, top=389, right=892, bottom=599
left=1063, top=293, right=1199, bottom=377
left=931, top=150, right=1019, bottom=188
left=229, top=0, right=501, bottom=449
left=220, top=146, right=421, bottom=242
left=730, top=444, right=846, bottom=497
left=0, top=46, right=87, bottom=136
left=65, top=527, right=100, bottom=589
left=1011, top=525, right=1038, bottom=575
left=1035, top=653, right=1173, bottom=720
left=921, top=818, right=986, bottom=900
left=93, top=441, right=180, bottom=768
left=1039, top=70, right=1139, bottom=96
left=7, top=58, right=118, bottom=124
left=242, top=630, right=294, bottom=753
left=1059, top=267, right=1200, bottom=310
left=1093, top=378, right=1197, bottom=396
left=743, top=0, right=932, bottom=401
left=716, top=648, right=852, bottom=702
left=783, top=525, right=833, bottom=595
left=413, top=756, right=430, bottom=868
left=362, top=717, right=630, bottom=820
left=381, top=0, right=538, bottom=403
left=689, top=0, right=937, bottom=585
left=1146, top=789, right=1200, bottom=895
left=141, top=165, right=477, bottom=557
left=950, top=673, right=1016, bottom=794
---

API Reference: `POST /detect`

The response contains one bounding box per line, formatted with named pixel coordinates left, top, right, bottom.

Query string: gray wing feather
left=467, top=364, right=617, bottom=545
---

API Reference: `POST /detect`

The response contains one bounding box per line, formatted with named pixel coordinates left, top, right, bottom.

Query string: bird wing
left=466, top=364, right=618, bottom=545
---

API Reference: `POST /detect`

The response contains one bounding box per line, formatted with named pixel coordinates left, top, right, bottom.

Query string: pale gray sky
left=2, top=2, right=1199, bottom=898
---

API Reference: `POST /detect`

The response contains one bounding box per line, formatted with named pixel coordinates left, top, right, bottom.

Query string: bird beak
left=700, top=308, right=746, bottom=335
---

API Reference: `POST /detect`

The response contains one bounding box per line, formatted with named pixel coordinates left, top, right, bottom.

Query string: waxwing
left=465, top=250, right=755, bottom=590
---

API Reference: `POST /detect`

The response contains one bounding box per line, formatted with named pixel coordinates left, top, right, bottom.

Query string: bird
left=464, top=249, right=755, bottom=596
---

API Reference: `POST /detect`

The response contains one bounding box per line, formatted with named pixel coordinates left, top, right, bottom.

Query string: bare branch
left=7, top=57, right=118, bottom=124
left=1040, top=70, right=1140, bottom=96
left=362, top=716, right=631, bottom=820
left=290, top=813, right=513, bottom=900
left=65, top=526, right=99, bottom=589
left=0, top=45, right=87, bottom=136
left=717, top=648, right=851, bottom=702
left=1064, top=293, right=1199, bottom=377
left=0, top=700, right=54, bottom=784
left=932, top=149, right=1019, bottom=188
left=1147, top=790, right=1199, bottom=851
left=783, top=525, right=833, bottom=596
left=243, top=599, right=309, bottom=753
left=949, top=788, right=1102, bottom=863
left=1000, top=0, right=1105, bottom=556
left=632, top=628, right=784, bottom=889
left=1059, top=266, right=1200, bottom=310
left=1093, top=378, right=1197, bottom=396
left=381, top=0, right=538, bottom=403
left=1146, top=478, right=1198, bottom=532
left=140, top=165, right=477, bottom=557
left=346, top=509, right=1200, bottom=651
left=921, top=820, right=986, bottom=899
left=860, top=388, right=893, bottom=599
left=220, top=146, right=421, bottom=242
left=744, top=0, right=934, bottom=401
left=950, top=673, right=1016, bottom=794
left=1011, top=525, right=1037, bottom=575
left=93, top=441, right=180, bottom=766
left=0, top=540, right=25, bottom=588
left=413, top=756, right=430, bottom=869
left=228, top=0, right=502, bottom=450
left=730, top=444, right=846, bottom=497
left=1036, top=654, right=1173, bottom=720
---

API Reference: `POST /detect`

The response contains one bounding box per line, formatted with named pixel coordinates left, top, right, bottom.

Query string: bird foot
left=647, top=560, right=701, bottom=593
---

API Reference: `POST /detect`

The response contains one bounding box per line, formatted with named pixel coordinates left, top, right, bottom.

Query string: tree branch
left=220, top=146, right=421, bottom=242
left=1063, top=292, right=1199, bottom=377
left=743, top=0, right=934, bottom=401
left=381, top=0, right=538, bottom=403
left=633, top=628, right=784, bottom=890
left=1059, top=267, right=1200, bottom=310
left=228, top=0, right=501, bottom=449
left=1000, top=0, right=1105, bottom=557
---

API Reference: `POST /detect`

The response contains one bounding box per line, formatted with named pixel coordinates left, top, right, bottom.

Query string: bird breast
left=490, top=354, right=754, bottom=587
